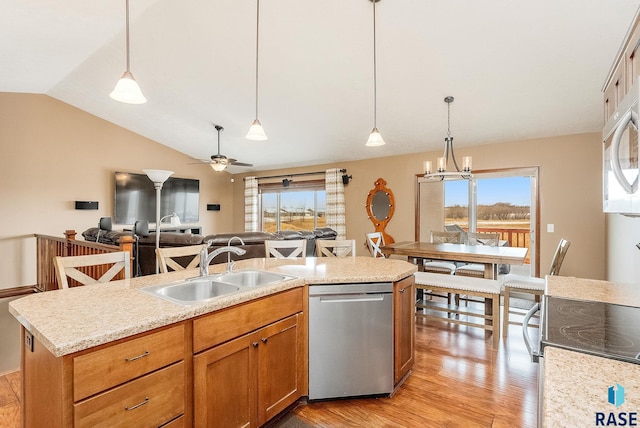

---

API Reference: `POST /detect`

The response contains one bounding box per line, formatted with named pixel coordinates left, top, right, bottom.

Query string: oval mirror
left=365, top=178, right=395, bottom=244
left=372, top=190, right=391, bottom=221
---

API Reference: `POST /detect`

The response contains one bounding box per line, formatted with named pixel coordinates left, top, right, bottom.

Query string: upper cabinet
left=603, top=6, right=640, bottom=215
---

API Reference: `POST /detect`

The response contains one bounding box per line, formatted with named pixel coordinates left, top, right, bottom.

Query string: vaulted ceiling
left=3, top=0, right=639, bottom=172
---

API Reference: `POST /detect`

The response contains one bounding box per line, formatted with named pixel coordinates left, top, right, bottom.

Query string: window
left=260, top=181, right=326, bottom=232
left=417, top=167, right=539, bottom=275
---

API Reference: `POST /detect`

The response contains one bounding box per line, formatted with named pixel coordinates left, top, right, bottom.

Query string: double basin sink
left=141, top=270, right=296, bottom=306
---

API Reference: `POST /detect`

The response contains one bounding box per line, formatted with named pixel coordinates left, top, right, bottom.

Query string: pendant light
left=365, top=0, right=385, bottom=147
left=110, top=0, right=147, bottom=104
left=246, top=0, right=268, bottom=140
left=423, top=96, right=472, bottom=181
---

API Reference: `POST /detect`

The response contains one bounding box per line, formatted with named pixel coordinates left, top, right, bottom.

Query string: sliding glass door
left=417, top=167, right=539, bottom=276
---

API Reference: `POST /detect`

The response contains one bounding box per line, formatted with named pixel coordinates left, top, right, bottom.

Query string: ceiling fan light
left=246, top=119, right=268, bottom=141
left=210, top=162, right=227, bottom=172
left=366, top=127, right=385, bottom=147
left=110, top=71, right=147, bottom=104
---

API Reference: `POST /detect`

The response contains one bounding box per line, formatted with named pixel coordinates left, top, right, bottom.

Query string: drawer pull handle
left=252, top=342, right=259, bottom=348
left=125, top=351, right=149, bottom=362
left=125, top=397, right=149, bottom=411
left=261, top=337, right=268, bottom=344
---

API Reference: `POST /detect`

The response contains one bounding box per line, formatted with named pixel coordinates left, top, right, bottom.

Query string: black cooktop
left=541, top=295, right=640, bottom=364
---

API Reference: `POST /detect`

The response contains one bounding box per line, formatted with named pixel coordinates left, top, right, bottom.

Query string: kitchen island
left=9, top=256, right=417, bottom=427
left=541, top=276, right=640, bottom=427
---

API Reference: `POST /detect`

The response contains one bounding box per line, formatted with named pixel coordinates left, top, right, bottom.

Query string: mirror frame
left=366, top=177, right=395, bottom=244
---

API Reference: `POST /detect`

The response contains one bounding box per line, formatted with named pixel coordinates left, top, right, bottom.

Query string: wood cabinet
left=603, top=8, right=640, bottom=122
left=22, top=323, right=189, bottom=428
left=192, top=288, right=306, bottom=428
left=394, top=275, right=415, bottom=384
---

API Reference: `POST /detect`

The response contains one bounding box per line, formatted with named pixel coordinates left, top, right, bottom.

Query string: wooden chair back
left=430, top=230, right=463, bottom=244
left=265, top=240, right=307, bottom=258
left=365, top=232, right=386, bottom=258
left=54, top=251, right=130, bottom=289
left=316, top=239, right=356, bottom=258
left=156, top=244, right=207, bottom=273
left=465, top=232, right=500, bottom=246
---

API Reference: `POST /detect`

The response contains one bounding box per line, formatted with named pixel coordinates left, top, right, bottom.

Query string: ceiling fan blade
left=229, top=161, right=253, bottom=167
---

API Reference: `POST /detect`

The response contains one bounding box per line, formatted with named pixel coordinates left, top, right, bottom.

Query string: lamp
left=423, top=96, right=472, bottom=181
left=246, top=0, right=268, bottom=141
left=365, top=0, right=385, bottom=147
left=211, top=162, right=227, bottom=172
left=143, top=169, right=173, bottom=273
left=160, top=212, right=181, bottom=227
left=110, top=0, right=146, bottom=104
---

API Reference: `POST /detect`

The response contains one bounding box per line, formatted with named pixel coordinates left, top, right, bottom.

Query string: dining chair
left=55, top=251, right=131, bottom=289
left=501, top=238, right=570, bottom=337
left=454, top=232, right=501, bottom=305
left=422, top=230, right=463, bottom=274
left=365, top=232, right=386, bottom=258
left=455, top=232, right=501, bottom=278
left=317, top=239, right=356, bottom=258
left=265, top=240, right=307, bottom=258
left=156, top=244, right=207, bottom=273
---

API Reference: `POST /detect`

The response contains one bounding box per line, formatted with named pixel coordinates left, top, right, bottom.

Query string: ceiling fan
left=195, top=124, right=253, bottom=172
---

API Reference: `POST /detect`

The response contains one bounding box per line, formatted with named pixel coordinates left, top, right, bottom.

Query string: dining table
left=380, top=241, right=529, bottom=279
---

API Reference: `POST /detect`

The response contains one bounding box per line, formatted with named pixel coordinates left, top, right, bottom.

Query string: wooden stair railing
left=35, top=230, right=134, bottom=291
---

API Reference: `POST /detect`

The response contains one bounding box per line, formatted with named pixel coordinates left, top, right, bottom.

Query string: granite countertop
left=543, top=347, right=640, bottom=427
left=9, top=256, right=416, bottom=357
left=546, top=276, right=640, bottom=306
left=543, top=276, right=640, bottom=427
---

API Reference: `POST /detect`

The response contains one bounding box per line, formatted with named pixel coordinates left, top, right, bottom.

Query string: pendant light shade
left=247, top=0, right=267, bottom=140
left=246, top=119, right=267, bottom=141
left=110, top=71, right=146, bottom=104
left=365, top=0, right=385, bottom=147
left=366, top=127, right=385, bottom=147
left=110, top=0, right=146, bottom=104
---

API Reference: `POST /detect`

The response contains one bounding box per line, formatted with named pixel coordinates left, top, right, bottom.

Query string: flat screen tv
left=114, top=172, right=200, bottom=225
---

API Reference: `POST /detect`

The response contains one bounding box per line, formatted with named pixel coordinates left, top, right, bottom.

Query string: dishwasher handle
left=522, top=302, right=541, bottom=363
left=317, top=294, right=387, bottom=304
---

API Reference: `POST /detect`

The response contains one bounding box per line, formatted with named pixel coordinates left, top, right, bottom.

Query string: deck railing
left=34, top=231, right=133, bottom=292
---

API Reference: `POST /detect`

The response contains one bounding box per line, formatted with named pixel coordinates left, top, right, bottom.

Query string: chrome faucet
left=225, top=236, right=246, bottom=273
left=199, top=242, right=247, bottom=277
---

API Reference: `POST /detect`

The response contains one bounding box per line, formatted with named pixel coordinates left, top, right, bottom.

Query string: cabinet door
left=193, top=333, right=258, bottom=428
left=604, top=59, right=625, bottom=123
left=257, top=314, right=301, bottom=426
left=394, top=276, right=415, bottom=384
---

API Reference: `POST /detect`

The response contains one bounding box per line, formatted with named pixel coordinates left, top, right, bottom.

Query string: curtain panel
left=325, top=168, right=346, bottom=240
left=244, top=176, right=259, bottom=232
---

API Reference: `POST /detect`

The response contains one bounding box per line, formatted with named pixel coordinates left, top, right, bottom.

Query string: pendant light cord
left=125, top=0, right=131, bottom=72
left=254, top=0, right=260, bottom=120
left=372, top=0, right=377, bottom=128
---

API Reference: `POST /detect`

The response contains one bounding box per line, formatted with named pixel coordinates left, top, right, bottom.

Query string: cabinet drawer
left=193, top=288, right=303, bottom=353
left=73, top=324, right=185, bottom=401
left=74, top=361, right=184, bottom=428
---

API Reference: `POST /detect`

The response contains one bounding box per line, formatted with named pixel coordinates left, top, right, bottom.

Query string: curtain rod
left=244, top=169, right=346, bottom=181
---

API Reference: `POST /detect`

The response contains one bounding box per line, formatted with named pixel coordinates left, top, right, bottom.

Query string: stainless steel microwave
left=603, top=78, right=640, bottom=214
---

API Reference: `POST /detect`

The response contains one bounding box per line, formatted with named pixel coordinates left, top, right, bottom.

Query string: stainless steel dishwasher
left=308, top=282, right=393, bottom=400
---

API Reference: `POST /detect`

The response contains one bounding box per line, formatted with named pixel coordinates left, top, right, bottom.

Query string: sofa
left=82, top=227, right=337, bottom=276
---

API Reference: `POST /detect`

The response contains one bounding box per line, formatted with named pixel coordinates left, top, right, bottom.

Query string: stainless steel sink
left=215, top=270, right=294, bottom=287
left=141, top=278, right=239, bottom=305
left=140, top=270, right=296, bottom=305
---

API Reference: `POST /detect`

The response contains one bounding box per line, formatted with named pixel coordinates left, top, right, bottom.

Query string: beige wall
left=232, top=133, right=605, bottom=281
left=0, top=92, right=236, bottom=289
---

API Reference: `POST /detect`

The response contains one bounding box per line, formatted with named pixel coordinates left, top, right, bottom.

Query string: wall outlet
left=547, top=224, right=555, bottom=233
left=25, top=330, right=34, bottom=352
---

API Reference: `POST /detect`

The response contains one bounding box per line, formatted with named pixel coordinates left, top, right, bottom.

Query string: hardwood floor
left=0, top=305, right=538, bottom=428
left=287, top=312, right=538, bottom=428
left=0, top=370, right=20, bottom=428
